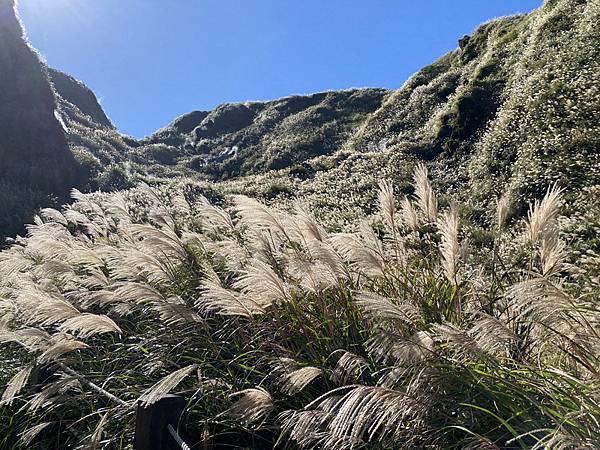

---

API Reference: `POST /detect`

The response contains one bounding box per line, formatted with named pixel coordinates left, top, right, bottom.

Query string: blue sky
left=19, top=0, right=542, bottom=138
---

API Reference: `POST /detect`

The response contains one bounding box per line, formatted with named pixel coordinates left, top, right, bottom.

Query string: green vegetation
left=0, top=0, right=599, bottom=447
left=0, top=167, right=597, bottom=448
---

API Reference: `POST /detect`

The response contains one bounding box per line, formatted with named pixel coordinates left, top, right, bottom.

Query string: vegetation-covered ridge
left=0, top=0, right=83, bottom=239
left=0, top=166, right=598, bottom=448
left=0, top=0, right=599, bottom=446
left=1, top=0, right=599, bottom=241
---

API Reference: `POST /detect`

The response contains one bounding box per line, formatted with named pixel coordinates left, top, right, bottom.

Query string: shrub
left=94, top=164, right=135, bottom=192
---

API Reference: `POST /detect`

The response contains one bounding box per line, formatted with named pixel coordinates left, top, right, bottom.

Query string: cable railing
left=38, top=363, right=193, bottom=450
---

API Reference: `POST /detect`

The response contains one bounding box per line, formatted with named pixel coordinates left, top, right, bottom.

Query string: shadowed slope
left=0, top=0, right=82, bottom=239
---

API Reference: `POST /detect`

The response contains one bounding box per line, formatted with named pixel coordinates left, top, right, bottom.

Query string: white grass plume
left=28, top=377, right=81, bottom=412
left=0, top=328, right=51, bottom=351
left=355, top=292, right=419, bottom=326
left=17, top=288, right=80, bottom=327
left=38, top=338, right=88, bottom=363
left=278, top=409, right=330, bottom=448
left=366, top=330, right=434, bottom=365
left=438, top=208, right=461, bottom=285
left=39, top=208, right=68, bottom=227
left=233, top=259, right=291, bottom=305
left=330, top=228, right=385, bottom=278
left=540, top=236, right=568, bottom=277
left=292, top=203, right=328, bottom=243
left=525, top=185, right=563, bottom=244
left=1, top=366, right=32, bottom=406
left=413, top=164, right=437, bottom=222
left=468, top=313, right=517, bottom=356
left=400, top=197, right=420, bottom=231
left=232, top=195, right=289, bottom=239
left=19, top=423, right=52, bottom=447
left=58, top=314, right=121, bottom=338
left=195, top=195, right=236, bottom=233
left=496, top=194, right=511, bottom=231
left=331, top=351, right=369, bottom=385
left=378, top=180, right=397, bottom=233
left=281, top=366, right=323, bottom=395
left=138, top=364, right=198, bottom=407
left=197, top=280, right=267, bottom=317
left=227, top=387, right=274, bottom=424
left=314, top=386, right=424, bottom=448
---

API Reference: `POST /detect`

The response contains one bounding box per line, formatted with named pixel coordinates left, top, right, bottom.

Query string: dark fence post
left=134, top=394, right=186, bottom=450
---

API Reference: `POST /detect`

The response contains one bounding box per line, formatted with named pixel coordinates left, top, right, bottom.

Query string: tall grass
left=0, top=167, right=598, bottom=449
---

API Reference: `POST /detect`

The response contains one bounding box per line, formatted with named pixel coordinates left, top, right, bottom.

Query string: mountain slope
left=135, top=0, right=598, bottom=228
left=49, top=68, right=114, bottom=129
left=202, top=0, right=599, bottom=227
left=1, top=0, right=599, bottom=240
left=143, top=88, right=388, bottom=179
left=0, top=0, right=83, bottom=238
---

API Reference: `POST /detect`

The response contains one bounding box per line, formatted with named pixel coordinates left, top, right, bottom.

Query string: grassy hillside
left=143, top=89, right=388, bottom=179
left=0, top=0, right=82, bottom=240
left=2, top=0, right=598, bottom=242
left=0, top=0, right=599, bottom=447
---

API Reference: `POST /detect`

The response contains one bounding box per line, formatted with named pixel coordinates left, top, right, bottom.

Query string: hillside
left=0, top=0, right=82, bottom=238
left=0, top=0, right=599, bottom=448
left=2, top=0, right=599, bottom=240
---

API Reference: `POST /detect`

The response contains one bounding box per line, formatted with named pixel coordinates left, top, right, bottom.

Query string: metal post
left=134, top=395, right=186, bottom=450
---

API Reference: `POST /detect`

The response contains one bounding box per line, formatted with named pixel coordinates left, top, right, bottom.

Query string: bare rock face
left=0, top=0, right=82, bottom=239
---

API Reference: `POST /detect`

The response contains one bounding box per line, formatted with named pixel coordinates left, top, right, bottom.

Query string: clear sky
left=18, top=0, right=542, bottom=139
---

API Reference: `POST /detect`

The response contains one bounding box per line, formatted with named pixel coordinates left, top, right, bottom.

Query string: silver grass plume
left=232, top=195, right=290, bottom=240
left=413, top=164, right=437, bottom=222
left=89, top=412, right=109, bottom=450
left=330, top=227, right=385, bottom=278
left=496, top=194, right=512, bottom=231
left=39, top=208, right=68, bottom=227
left=58, top=314, right=121, bottom=338
left=197, top=280, right=268, bottom=317
left=468, top=313, right=517, bottom=356
left=524, top=185, right=563, bottom=244
left=540, top=236, right=568, bottom=277
left=438, top=207, right=461, bottom=285
left=331, top=351, right=369, bottom=385
left=0, top=328, right=51, bottom=351
left=287, top=257, right=338, bottom=294
left=38, top=337, right=88, bottom=363
left=227, top=387, right=274, bottom=424
left=277, top=409, right=331, bottom=448
left=378, top=180, right=397, bottom=233
left=400, top=197, right=420, bottom=231
left=19, top=423, right=52, bottom=447
left=195, top=195, right=236, bottom=233
left=313, top=386, right=425, bottom=448
left=292, top=203, right=328, bottom=243
left=366, top=330, right=434, bottom=365
left=28, top=377, right=81, bottom=412
left=138, top=364, right=198, bottom=407
left=280, top=366, right=323, bottom=395
left=16, top=288, right=80, bottom=327
left=233, top=259, right=291, bottom=305
left=1, top=366, right=32, bottom=406
left=432, top=323, right=488, bottom=363
left=378, top=180, right=406, bottom=263
left=355, top=292, right=420, bottom=327
left=128, top=224, right=187, bottom=260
